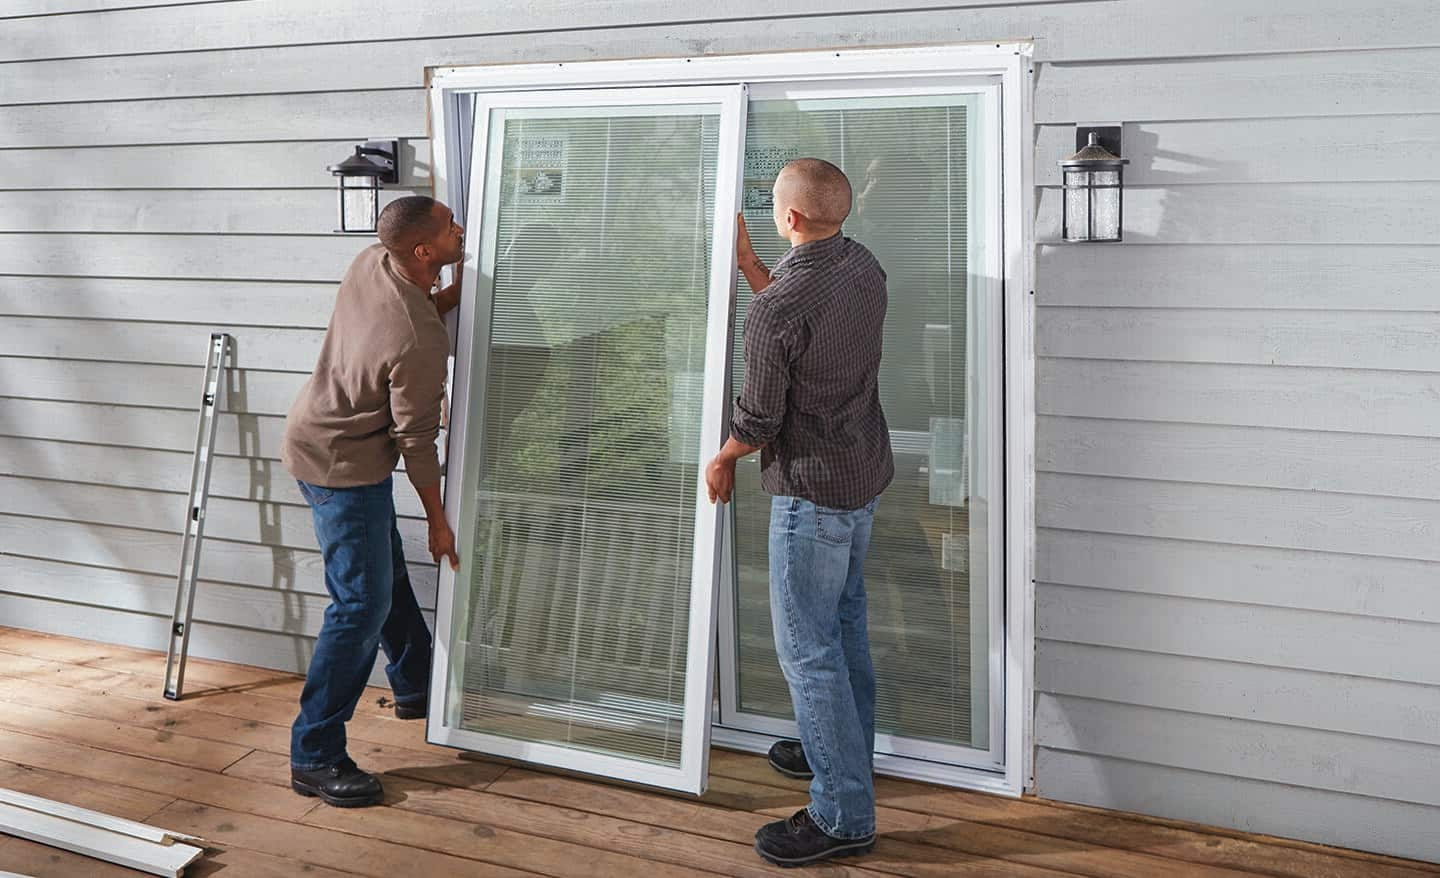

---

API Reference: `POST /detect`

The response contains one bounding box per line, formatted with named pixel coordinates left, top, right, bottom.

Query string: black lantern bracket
left=1074, top=124, right=1121, bottom=158
left=329, top=138, right=400, bottom=184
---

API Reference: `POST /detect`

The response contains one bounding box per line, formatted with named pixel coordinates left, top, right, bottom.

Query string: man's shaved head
left=773, top=158, right=853, bottom=230
left=377, top=196, right=447, bottom=256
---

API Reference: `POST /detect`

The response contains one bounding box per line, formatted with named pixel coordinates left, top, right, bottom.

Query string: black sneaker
left=290, top=757, right=383, bottom=807
left=768, top=739, right=813, bottom=780
left=754, top=809, right=875, bottom=868
left=394, top=697, right=426, bottom=720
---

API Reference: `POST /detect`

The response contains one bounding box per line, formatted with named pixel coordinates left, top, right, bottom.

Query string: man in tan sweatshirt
left=281, top=195, right=463, bottom=807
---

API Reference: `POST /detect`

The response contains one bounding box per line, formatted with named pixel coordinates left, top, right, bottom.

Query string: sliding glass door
left=428, top=61, right=1014, bottom=793
left=716, top=80, right=1006, bottom=771
left=429, top=86, right=745, bottom=793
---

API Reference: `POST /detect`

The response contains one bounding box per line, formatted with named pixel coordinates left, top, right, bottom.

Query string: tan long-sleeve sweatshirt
left=281, top=244, right=449, bottom=490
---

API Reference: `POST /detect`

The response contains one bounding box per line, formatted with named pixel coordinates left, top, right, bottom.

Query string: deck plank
left=150, top=799, right=541, bottom=878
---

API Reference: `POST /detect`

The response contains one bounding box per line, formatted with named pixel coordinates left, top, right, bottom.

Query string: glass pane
left=1064, top=185, right=1090, bottom=242
left=449, top=104, right=720, bottom=767
left=1092, top=171, right=1121, bottom=240
left=342, top=177, right=377, bottom=232
left=731, top=92, right=994, bottom=752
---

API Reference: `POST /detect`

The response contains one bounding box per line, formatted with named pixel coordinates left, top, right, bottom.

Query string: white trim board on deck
left=0, top=788, right=205, bottom=877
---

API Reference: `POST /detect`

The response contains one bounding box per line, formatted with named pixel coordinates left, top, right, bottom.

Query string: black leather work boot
left=754, top=808, right=876, bottom=868
left=767, top=739, right=814, bottom=780
left=290, top=757, right=383, bottom=807
left=394, top=697, right=426, bottom=720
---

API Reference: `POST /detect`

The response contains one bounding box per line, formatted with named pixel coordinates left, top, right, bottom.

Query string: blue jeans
left=769, top=494, right=878, bottom=839
left=291, top=476, right=433, bottom=770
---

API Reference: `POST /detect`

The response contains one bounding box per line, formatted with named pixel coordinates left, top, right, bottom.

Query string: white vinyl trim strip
left=0, top=791, right=204, bottom=878
left=0, top=788, right=202, bottom=846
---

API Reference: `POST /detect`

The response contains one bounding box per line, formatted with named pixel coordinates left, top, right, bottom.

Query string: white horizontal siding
left=0, top=399, right=288, bottom=457
left=0, top=437, right=428, bottom=518
left=1036, top=244, right=1440, bottom=310
left=1037, top=528, right=1440, bottom=623
left=1037, top=583, right=1440, bottom=688
left=1038, top=416, right=1440, bottom=501
left=1037, top=358, right=1440, bottom=436
left=0, top=90, right=427, bottom=149
left=0, top=141, right=434, bottom=190
left=1035, top=750, right=1440, bottom=862
left=0, top=234, right=359, bottom=281
left=0, top=277, right=335, bottom=326
left=1033, top=116, right=1440, bottom=186
left=1037, top=693, right=1440, bottom=808
left=0, top=514, right=436, bottom=602
left=0, top=1, right=229, bottom=19
left=1036, top=182, right=1440, bottom=245
left=0, top=474, right=431, bottom=560
left=0, top=319, right=325, bottom=371
left=0, top=188, right=424, bottom=234
left=1039, top=472, right=1440, bottom=563
left=1037, top=307, right=1440, bottom=371
left=0, top=358, right=304, bottom=414
left=1039, top=640, right=1440, bottom=749
left=1037, top=47, right=1440, bottom=123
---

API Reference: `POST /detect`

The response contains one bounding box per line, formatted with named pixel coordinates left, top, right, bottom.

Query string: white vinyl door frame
left=427, top=42, right=1036, bottom=798
left=426, top=84, right=746, bottom=794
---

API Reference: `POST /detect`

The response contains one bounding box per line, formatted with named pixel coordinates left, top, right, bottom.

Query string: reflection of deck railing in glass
left=730, top=449, right=977, bottom=748
left=457, top=489, right=693, bottom=766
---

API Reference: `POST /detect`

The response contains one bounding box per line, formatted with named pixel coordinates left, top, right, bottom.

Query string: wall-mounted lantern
left=1060, top=127, right=1128, bottom=243
left=327, top=140, right=399, bottom=234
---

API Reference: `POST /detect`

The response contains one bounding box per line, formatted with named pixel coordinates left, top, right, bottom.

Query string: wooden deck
left=0, top=628, right=1433, bottom=878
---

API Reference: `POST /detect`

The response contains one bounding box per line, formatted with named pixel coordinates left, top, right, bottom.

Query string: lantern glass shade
left=1063, top=169, right=1091, bottom=240
left=339, top=175, right=379, bottom=233
left=1062, top=167, right=1124, bottom=242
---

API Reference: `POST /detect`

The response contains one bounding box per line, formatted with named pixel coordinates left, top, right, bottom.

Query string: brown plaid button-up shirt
left=730, top=232, right=894, bottom=510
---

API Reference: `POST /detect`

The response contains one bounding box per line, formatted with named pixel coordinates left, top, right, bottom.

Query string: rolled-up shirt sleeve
left=388, top=342, right=447, bottom=489
left=731, top=299, right=792, bottom=448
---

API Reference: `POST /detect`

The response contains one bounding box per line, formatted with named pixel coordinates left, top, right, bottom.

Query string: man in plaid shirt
left=706, top=158, right=893, bottom=868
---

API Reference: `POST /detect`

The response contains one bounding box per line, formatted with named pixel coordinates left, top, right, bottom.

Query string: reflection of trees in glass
left=481, top=113, right=716, bottom=502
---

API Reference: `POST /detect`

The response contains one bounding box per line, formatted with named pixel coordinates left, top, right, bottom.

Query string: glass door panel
left=431, top=86, right=745, bottom=793
left=720, top=84, right=1004, bottom=767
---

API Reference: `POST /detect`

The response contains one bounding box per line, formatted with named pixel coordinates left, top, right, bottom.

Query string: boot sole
left=291, top=779, right=382, bottom=808
left=394, top=708, right=426, bottom=720
left=754, top=838, right=875, bottom=868
left=767, top=757, right=814, bottom=781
